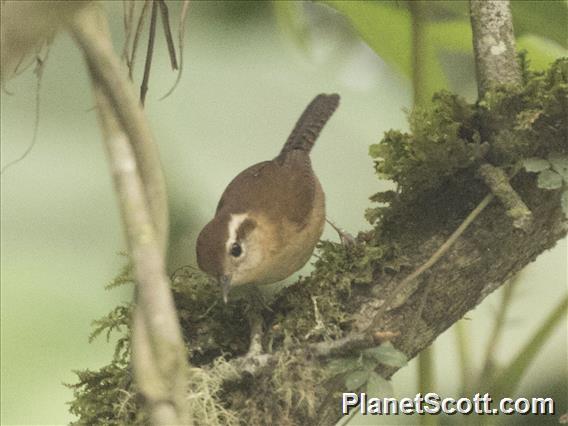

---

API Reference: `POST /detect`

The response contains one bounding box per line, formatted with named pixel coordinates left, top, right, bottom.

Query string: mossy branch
left=478, top=164, right=532, bottom=229
left=470, top=1, right=533, bottom=231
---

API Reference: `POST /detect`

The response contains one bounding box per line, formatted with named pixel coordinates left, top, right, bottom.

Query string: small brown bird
left=196, top=93, right=340, bottom=302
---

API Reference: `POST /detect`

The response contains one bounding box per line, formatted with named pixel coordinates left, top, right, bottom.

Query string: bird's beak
left=220, top=274, right=231, bottom=304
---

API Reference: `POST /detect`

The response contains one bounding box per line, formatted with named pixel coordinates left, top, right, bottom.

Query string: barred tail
left=279, top=93, right=340, bottom=156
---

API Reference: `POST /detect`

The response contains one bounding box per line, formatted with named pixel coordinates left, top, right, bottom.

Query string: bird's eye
left=230, top=242, right=242, bottom=257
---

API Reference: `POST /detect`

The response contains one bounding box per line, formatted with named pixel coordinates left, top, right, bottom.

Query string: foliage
left=66, top=302, right=138, bottom=425
left=370, top=91, right=483, bottom=193
left=311, top=0, right=567, bottom=99
left=67, top=362, right=142, bottom=426
left=488, top=295, right=568, bottom=400
left=366, top=57, right=568, bottom=225
left=523, top=153, right=568, bottom=217
left=327, top=342, right=407, bottom=395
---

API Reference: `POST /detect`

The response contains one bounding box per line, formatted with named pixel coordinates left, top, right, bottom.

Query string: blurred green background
left=1, top=1, right=566, bottom=424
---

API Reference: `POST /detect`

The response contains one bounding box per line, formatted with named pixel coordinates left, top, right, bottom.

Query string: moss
left=225, top=351, right=321, bottom=426
left=170, top=267, right=251, bottom=364
left=369, top=91, right=483, bottom=196
left=67, top=58, right=567, bottom=425
left=367, top=57, right=568, bottom=226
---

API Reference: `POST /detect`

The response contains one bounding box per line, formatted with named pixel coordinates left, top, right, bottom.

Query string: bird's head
left=196, top=212, right=266, bottom=302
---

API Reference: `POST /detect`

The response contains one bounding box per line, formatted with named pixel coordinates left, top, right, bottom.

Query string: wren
left=196, top=94, right=340, bottom=302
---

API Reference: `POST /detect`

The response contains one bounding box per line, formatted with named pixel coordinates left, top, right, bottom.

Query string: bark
left=318, top=175, right=565, bottom=424
left=470, top=0, right=521, bottom=96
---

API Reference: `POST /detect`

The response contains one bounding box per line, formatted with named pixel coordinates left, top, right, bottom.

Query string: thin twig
left=140, top=0, right=158, bottom=105
left=128, top=0, right=151, bottom=81
left=368, top=192, right=495, bottom=330
left=1, top=46, right=51, bottom=175
left=121, top=0, right=136, bottom=64
left=157, top=0, right=178, bottom=70
left=478, top=164, right=532, bottom=230
left=160, top=0, right=190, bottom=100
left=326, top=218, right=356, bottom=246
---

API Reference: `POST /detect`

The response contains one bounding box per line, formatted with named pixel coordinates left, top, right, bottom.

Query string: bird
left=196, top=93, right=340, bottom=303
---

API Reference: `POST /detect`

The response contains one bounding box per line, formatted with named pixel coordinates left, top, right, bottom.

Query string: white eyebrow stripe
left=226, top=213, right=248, bottom=251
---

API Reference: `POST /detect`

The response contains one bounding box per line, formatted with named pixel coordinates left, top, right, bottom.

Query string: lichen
left=67, top=57, right=567, bottom=425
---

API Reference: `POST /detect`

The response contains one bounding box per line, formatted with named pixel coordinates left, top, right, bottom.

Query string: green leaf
left=429, top=0, right=568, bottom=49
left=562, top=190, right=568, bottom=219
left=327, top=356, right=362, bottom=374
left=516, top=35, right=568, bottom=71
left=273, top=1, right=310, bottom=54
left=548, top=153, right=568, bottom=181
left=363, top=342, right=408, bottom=368
left=537, top=169, right=563, bottom=190
left=366, top=372, right=393, bottom=396
left=523, top=157, right=550, bottom=173
left=428, top=20, right=472, bottom=53
left=322, top=1, right=412, bottom=76
left=511, top=1, right=568, bottom=48
left=345, top=370, right=369, bottom=391
left=323, top=0, right=459, bottom=99
left=491, top=295, right=568, bottom=398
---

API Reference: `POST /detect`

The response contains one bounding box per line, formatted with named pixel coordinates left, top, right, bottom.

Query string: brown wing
left=215, top=151, right=315, bottom=226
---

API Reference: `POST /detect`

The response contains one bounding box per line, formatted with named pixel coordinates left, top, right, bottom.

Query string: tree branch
left=478, top=164, right=532, bottom=230
left=71, top=3, right=168, bottom=253
left=70, top=5, right=189, bottom=424
left=470, top=0, right=521, bottom=96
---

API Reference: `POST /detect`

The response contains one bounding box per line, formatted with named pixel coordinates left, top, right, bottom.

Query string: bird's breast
left=251, top=177, right=325, bottom=285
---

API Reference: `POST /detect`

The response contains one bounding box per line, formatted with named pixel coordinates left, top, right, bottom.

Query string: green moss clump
left=170, top=267, right=251, bottom=364
left=370, top=91, right=483, bottom=195
left=268, top=238, right=403, bottom=343
left=367, top=57, right=568, bottom=226
left=66, top=303, right=142, bottom=425
left=67, top=362, right=142, bottom=426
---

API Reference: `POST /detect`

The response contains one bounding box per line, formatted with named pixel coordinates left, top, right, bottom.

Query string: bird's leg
left=326, top=218, right=356, bottom=247
left=240, top=284, right=271, bottom=357
left=246, top=307, right=264, bottom=357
